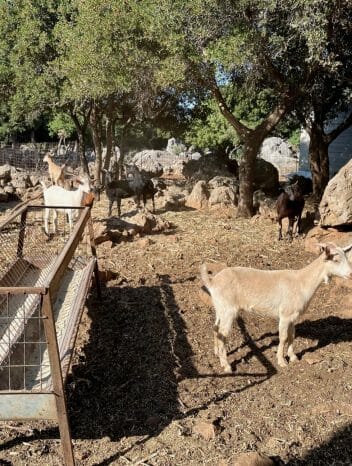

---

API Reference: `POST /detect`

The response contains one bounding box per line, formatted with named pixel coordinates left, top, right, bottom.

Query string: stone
left=185, top=181, right=209, bottom=210
left=209, top=186, right=238, bottom=207
left=319, top=159, right=352, bottom=227
left=232, top=452, right=274, bottom=466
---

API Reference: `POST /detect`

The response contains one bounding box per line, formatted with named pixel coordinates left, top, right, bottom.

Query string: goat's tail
left=200, top=263, right=213, bottom=291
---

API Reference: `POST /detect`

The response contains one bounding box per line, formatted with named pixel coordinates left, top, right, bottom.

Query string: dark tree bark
left=90, top=104, right=103, bottom=184
left=211, top=80, right=288, bottom=217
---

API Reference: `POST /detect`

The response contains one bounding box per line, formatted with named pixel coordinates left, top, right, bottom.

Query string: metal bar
left=0, top=287, right=47, bottom=295
left=42, top=291, right=75, bottom=466
left=43, top=207, right=90, bottom=297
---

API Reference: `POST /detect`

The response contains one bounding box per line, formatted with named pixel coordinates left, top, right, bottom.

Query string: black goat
left=276, top=180, right=305, bottom=240
left=103, top=166, right=158, bottom=217
left=125, top=164, right=158, bottom=212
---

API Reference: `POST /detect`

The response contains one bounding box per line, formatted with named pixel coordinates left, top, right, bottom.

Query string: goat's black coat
left=276, top=182, right=305, bottom=240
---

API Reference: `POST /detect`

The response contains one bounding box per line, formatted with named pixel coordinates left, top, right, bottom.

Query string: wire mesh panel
left=0, top=204, right=97, bottom=393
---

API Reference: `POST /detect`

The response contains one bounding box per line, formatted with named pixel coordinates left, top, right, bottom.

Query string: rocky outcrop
left=319, top=159, right=352, bottom=227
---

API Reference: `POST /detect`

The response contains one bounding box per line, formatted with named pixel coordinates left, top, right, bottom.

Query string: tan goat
left=200, top=242, right=352, bottom=373
left=43, top=152, right=66, bottom=186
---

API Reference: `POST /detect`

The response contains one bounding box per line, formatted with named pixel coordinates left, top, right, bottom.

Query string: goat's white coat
left=201, top=243, right=352, bottom=373
left=42, top=178, right=91, bottom=235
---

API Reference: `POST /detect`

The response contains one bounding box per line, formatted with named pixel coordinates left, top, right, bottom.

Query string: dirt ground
left=1, top=192, right=352, bottom=466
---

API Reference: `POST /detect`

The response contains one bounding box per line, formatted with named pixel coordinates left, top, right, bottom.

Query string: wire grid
left=0, top=143, right=80, bottom=174
left=0, top=205, right=92, bottom=391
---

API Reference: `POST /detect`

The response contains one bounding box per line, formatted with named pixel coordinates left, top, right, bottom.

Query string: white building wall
left=299, top=113, right=352, bottom=176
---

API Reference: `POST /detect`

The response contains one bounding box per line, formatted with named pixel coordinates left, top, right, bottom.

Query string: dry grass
left=1, top=195, right=352, bottom=465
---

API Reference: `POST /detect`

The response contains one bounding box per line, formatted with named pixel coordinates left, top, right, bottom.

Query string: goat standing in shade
left=276, top=180, right=305, bottom=240
left=125, top=164, right=158, bottom=212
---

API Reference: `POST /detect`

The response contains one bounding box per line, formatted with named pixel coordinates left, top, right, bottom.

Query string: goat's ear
left=318, top=242, right=338, bottom=259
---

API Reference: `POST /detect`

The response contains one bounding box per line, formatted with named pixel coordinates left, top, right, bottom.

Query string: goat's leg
left=108, top=199, right=113, bottom=217
left=278, top=218, right=283, bottom=240
left=213, top=317, right=220, bottom=356
left=287, top=322, right=298, bottom=362
left=294, top=213, right=302, bottom=237
left=277, top=319, right=289, bottom=367
left=152, top=195, right=155, bottom=212
left=53, top=210, right=58, bottom=235
left=287, top=217, right=294, bottom=241
left=214, top=306, right=236, bottom=373
left=44, top=210, right=50, bottom=235
left=117, top=198, right=121, bottom=217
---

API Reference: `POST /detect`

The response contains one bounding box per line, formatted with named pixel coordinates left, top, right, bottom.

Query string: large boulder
left=259, top=136, right=298, bottom=179
left=319, top=159, right=352, bottom=227
left=254, top=158, right=279, bottom=195
left=132, top=150, right=169, bottom=176
left=185, top=180, right=209, bottom=209
left=208, top=186, right=238, bottom=207
left=0, top=164, right=12, bottom=182
left=182, top=153, right=236, bottom=182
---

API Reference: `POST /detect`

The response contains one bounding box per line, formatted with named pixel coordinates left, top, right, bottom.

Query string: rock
left=254, top=158, right=279, bottom=195
left=304, top=226, right=352, bottom=254
left=185, top=181, right=209, bottom=210
left=232, top=452, right=274, bottom=466
left=182, top=153, right=234, bottom=182
left=192, top=421, right=217, bottom=441
left=319, top=159, right=352, bottom=227
left=10, top=172, right=32, bottom=189
left=208, top=176, right=238, bottom=190
left=0, top=188, right=9, bottom=202
left=259, top=136, right=298, bottom=180
left=209, top=186, right=237, bottom=207
left=3, top=184, right=15, bottom=195
left=0, top=164, right=12, bottom=182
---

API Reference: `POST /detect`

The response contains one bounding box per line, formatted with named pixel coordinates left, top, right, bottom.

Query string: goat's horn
left=343, top=244, right=352, bottom=253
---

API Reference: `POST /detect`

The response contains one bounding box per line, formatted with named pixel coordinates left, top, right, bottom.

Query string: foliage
left=47, top=112, right=76, bottom=139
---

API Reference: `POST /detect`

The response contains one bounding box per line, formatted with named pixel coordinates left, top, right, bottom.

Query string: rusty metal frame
left=0, top=204, right=100, bottom=465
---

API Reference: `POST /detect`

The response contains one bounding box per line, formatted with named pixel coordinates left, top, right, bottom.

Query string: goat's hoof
left=289, top=354, right=298, bottom=363
left=223, top=364, right=233, bottom=374
left=278, top=359, right=288, bottom=367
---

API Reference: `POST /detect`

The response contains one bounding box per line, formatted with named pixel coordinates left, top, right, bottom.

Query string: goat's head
left=125, top=164, right=140, bottom=179
left=75, top=176, right=92, bottom=194
left=102, top=168, right=112, bottom=185
left=43, top=152, right=52, bottom=163
left=318, top=242, right=352, bottom=280
left=285, top=180, right=303, bottom=201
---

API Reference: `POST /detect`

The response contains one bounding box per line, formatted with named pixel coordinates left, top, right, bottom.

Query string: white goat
left=200, top=242, right=352, bottom=373
left=43, top=152, right=66, bottom=186
left=42, top=177, right=91, bottom=235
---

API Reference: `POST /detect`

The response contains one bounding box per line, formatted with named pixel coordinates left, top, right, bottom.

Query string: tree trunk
left=77, top=130, right=89, bottom=175
left=103, top=116, right=113, bottom=173
left=70, top=112, right=89, bottom=175
left=237, top=139, right=260, bottom=217
left=90, top=106, right=103, bottom=184
left=308, top=124, right=330, bottom=204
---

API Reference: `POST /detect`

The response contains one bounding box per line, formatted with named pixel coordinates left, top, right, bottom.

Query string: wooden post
left=87, top=210, right=101, bottom=299
left=42, top=292, right=75, bottom=466
left=16, top=209, right=27, bottom=258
